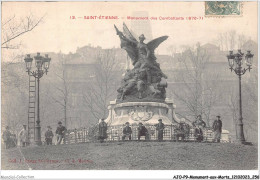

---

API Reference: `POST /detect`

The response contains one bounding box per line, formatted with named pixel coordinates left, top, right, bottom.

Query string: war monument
left=104, top=23, right=181, bottom=140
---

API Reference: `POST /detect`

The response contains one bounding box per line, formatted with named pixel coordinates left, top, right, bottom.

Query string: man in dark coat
left=212, top=115, right=222, bottom=143
left=56, top=122, right=67, bottom=145
left=176, top=122, right=185, bottom=142
left=2, top=126, right=11, bottom=149
left=122, top=122, right=132, bottom=141
left=99, top=118, right=107, bottom=143
left=9, top=134, right=17, bottom=148
left=137, top=122, right=149, bottom=140
left=45, top=126, right=54, bottom=145
left=192, top=115, right=206, bottom=128
left=194, top=125, right=203, bottom=142
left=155, top=119, right=165, bottom=141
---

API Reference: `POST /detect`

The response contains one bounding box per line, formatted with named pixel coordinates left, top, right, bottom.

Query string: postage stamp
left=205, top=1, right=243, bottom=17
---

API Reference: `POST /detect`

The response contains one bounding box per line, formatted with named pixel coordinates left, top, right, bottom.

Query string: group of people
left=2, top=125, right=29, bottom=149
left=97, top=115, right=223, bottom=143
left=44, top=121, right=67, bottom=145
left=98, top=118, right=166, bottom=142
left=175, top=119, right=190, bottom=142
left=186, top=114, right=223, bottom=143
left=3, top=115, right=223, bottom=148
left=2, top=121, right=67, bottom=149
left=122, top=119, right=165, bottom=141
left=2, top=126, right=17, bottom=149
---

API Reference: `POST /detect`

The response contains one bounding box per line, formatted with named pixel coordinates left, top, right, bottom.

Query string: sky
left=1, top=1, right=258, bottom=61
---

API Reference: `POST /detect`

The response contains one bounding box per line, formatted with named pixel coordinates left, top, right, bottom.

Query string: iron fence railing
left=64, top=128, right=89, bottom=144
left=63, top=125, right=228, bottom=144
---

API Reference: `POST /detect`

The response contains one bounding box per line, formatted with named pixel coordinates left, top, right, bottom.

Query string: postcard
left=1, top=1, right=258, bottom=179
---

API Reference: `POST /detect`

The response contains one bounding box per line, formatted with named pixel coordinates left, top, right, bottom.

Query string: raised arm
left=114, top=24, right=138, bottom=45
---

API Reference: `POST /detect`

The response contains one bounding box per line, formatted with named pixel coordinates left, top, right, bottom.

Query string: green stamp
left=205, top=1, right=241, bottom=16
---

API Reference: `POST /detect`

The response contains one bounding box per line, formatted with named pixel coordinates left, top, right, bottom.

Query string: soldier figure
left=122, top=122, right=132, bottom=141
left=19, top=125, right=29, bottom=147
left=137, top=123, right=149, bottom=140
left=155, top=119, right=165, bottom=141
left=45, top=126, right=54, bottom=145
left=2, top=126, right=11, bottom=149
left=56, top=122, right=67, bottom=145
left=212, top=115, right=222, bottom=143
left=98, top=118, right=107, bottom=143
left=119, top=69, right=146, bottom=100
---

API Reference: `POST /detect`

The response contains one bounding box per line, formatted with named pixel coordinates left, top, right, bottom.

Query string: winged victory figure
left=114, top=23, right=168, bottom=102
left=114, top=23, right=168, bottom=81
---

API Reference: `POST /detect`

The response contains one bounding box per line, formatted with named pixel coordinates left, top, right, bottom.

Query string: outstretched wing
left=114, top=23, right=138, bottom=64
left=123, top=22, right=137, bottom=43
left=147, top=36, right=169, bottom=52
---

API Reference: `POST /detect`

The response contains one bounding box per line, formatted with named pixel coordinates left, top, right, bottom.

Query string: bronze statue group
left=97, top=115, right=223, bottom=143
left=114, top=23, right=169, bottom=102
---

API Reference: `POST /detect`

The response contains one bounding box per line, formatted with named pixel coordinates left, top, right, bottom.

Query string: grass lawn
left=1, top=141, right=258, bottom=170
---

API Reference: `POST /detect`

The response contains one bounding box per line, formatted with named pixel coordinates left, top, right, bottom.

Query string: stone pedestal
left=105, top=98, right=180, bottom=126
left=104, top=99, right=182, bottom=141
left=103, top=99, right=230, bottom=142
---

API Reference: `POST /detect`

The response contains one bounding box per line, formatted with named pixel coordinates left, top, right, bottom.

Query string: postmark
left=205, top=1, right=243, bottom=18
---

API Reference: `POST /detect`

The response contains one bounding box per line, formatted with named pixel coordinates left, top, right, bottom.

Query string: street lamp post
left=227, top=50, right=253, bottom=143
left=24, top=53, right=51, bottom=145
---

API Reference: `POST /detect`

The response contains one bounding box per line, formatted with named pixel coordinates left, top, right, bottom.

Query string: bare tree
left=216, top=33, right=224, bottom=51
left=83, top=49, right=123, bottom=123
left=1, top=61, right=28, bottom=135
left=223, top=32, right=229, bottom=51
left=227, top=89, right=239, bottom=139
left=242, top=72, right=258, bottom=141
left=228, top=30, right=236, bottom=50
left=1, top=13, right=45, bottom=132
left=238, top=34, right=247, bottom=49
left=50, top=53, right=70, bottom=128
left=167, top=45, right=177, bottom=57
left=216, top=31, right=249, bottom=51
left=171, top=43, right=220, bottom=125
left=1, top=13, right=45, bottom=49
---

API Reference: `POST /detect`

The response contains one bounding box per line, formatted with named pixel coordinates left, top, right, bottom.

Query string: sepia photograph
left=1, top=1, right=259, bottom=179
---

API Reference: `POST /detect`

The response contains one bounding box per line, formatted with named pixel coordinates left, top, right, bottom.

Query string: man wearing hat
left=176, top=119, right=186, bottom=142
left=98, top=118, right=107, bottom=143
left=194, top=124, right=204, bottom=142
left=122, top=122, right=132, bottom=141
left=192, top=115, right=206, bottom=128
left=137, top=122, right=149, bottom=141
left=45, top=126, right=54, bottom=145
left=19, top=125, right=29, bottom=147
left=2, top=126, right=12, bottom=149
left=155, top=119, right=165, bottom=141
left=212, top=115, right=222, bottom=143
left=56, top=122, right=67, bottom=145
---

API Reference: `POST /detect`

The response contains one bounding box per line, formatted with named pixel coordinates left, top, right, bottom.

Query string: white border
left=1, top=170, right=260, bottom=179
left=0, top=0, right=259, bottom=179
